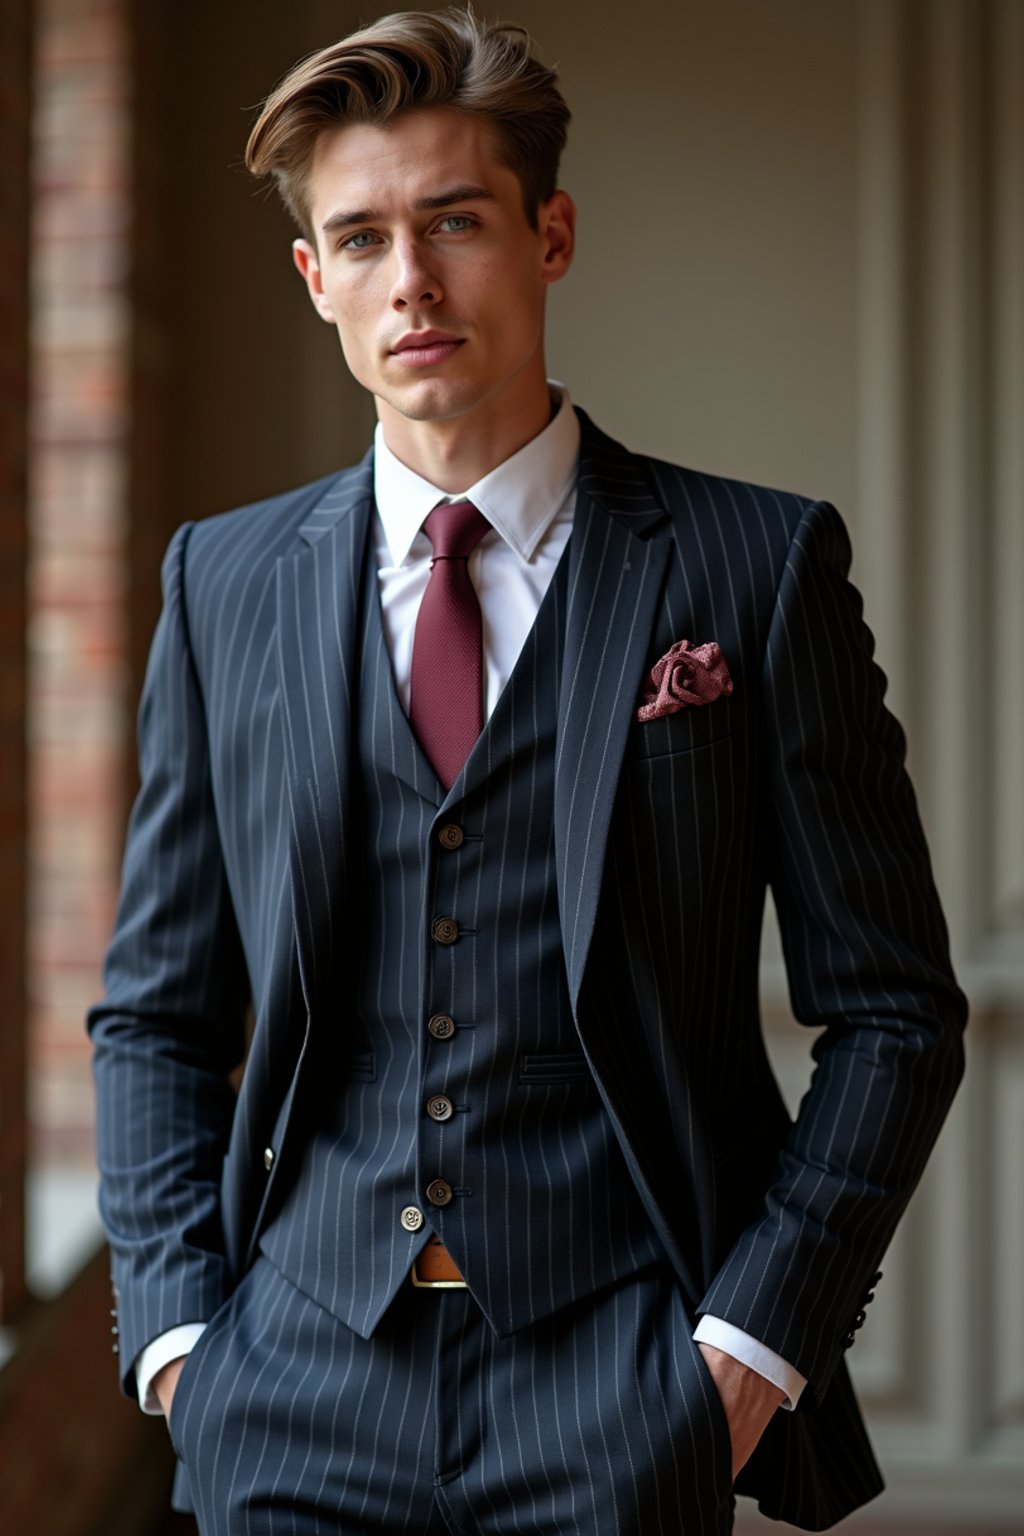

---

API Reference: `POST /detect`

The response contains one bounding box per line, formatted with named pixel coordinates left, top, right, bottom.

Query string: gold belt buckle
left=411, top=1239, right=469, bottom=1289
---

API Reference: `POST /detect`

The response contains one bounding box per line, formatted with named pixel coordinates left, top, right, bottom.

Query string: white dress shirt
left=136, top=384, right=805, bottom=1413
left=372, top=383, right=579, bottom=717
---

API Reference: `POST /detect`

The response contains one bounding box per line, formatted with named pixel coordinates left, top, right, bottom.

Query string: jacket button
left=431, top=917, right=459, bottom=945
left=428, top=1013, right=455, bottom=1040
left=426, top=1178, right=453, bottom=1207
left=427, top=1095, right=454, bottom=1122
left=263, top=1147, right=275, bottom=1170
left=401, top=1205, right=424, bottom=1232
left=438, top=823, right=464, bottom=851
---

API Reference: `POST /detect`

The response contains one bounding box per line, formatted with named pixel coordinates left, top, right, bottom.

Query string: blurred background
left=0, top=0, right=1021, bottom=1531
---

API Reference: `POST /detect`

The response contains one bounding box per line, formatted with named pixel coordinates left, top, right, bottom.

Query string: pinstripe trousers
left=168, top=1253, right=735, bottom=1535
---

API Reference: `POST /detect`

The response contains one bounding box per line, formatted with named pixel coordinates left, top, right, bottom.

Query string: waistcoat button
left=438, top=823, right=464, bottom=850
left=427, top=1095, right=454, bottom=1122
left=400, top=1205, right=424, bottom=1231
left=428, top=1013, right=456, bottom=1040
left=431, top=916, right=459, bottom=944
left=426, top=1178, right=454, bottom=1207
left=263, top=1147, right=275, bottom=1171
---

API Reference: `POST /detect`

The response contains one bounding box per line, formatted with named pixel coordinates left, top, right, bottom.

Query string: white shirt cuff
left=135, top=1322, right=207, bottom=1415
left=694, top=1315, right=807, bottom=1409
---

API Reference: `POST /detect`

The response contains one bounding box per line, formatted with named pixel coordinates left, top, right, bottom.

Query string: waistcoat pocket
left=343, top=1049, right=377, bottom=1083
left=518, top=1050, right=591, bottom=1085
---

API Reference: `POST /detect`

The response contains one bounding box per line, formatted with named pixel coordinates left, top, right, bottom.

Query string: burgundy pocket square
left=636, top=639, right=734, bottom=722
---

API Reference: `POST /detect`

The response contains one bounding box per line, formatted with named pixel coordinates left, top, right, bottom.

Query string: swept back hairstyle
left=245, top=7, right=571, bottom=242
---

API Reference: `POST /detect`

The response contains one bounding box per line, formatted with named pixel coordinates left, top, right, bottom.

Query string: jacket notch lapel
left=276, top=466, right=373, bottom=1013
left=555, top=422, right=672, bottom=1008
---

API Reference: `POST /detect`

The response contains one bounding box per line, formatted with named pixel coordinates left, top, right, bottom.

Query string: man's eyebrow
left=414, top=184, right=496, bottom=212
left=321, top=185, right=496, bottom=235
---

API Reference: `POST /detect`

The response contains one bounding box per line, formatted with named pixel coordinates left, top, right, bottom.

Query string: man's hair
left=245, top=7, right=571, bottom=242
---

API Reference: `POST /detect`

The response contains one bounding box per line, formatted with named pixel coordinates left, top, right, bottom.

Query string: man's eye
left=437, top=215, right=475, bottom=234
left=342, top=231, right=379, bottom=250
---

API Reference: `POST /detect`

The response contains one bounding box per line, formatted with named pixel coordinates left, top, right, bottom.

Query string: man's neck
left=376, top=385, right=555, bottom=493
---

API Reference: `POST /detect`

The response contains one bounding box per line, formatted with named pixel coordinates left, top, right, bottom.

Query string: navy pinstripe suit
left=90, top=409, right=966, bottom=1531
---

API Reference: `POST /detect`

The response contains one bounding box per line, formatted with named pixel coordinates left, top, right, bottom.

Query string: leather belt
left=411, top=1238, right=468, bottom=1289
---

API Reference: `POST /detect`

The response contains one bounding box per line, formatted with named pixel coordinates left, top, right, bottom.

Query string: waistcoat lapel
left=555, top=414, right=673, bottom=1010
left=276, top=454, right=374, bottom=1014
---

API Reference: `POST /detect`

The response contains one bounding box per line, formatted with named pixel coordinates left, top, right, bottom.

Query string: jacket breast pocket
left=629, top=696, right=739, bottom=762
left=627, top=726, right=742, bottom=785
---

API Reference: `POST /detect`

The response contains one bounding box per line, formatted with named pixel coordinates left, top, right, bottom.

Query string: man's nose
left=390, top=242, right=443, bottom=310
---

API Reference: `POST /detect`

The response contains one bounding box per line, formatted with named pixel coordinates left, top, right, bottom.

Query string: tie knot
left=422, top=500, right=490, bottom=561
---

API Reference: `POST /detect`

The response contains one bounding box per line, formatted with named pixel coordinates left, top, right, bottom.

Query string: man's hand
left=698, top=1342, right=786, bottom=1480
left=152, top=1355, right=188, bottom=1419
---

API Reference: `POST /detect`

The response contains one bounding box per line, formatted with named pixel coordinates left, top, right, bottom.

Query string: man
left=90, top=10, right=967, bottom=1534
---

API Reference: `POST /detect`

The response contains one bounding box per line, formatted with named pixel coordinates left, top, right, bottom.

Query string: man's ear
left=539, top=191, right=575, bottom=286
left=292, top=238, right=336, bottom=323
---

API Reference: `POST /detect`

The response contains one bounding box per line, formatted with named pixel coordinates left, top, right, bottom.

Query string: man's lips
left=389, top=331, right=465, bottom=367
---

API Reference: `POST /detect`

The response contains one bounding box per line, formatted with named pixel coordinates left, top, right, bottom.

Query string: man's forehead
left=309, top=109, right=511, bottom=221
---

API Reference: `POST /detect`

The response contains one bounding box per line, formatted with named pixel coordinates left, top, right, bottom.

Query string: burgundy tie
left=409, top=499, right=491, bottom=789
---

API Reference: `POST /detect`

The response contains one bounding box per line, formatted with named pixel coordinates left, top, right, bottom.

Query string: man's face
left=292, top=108, right=574, bottom=441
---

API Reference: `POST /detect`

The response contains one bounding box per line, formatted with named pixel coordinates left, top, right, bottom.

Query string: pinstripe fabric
left=168, top=1254, right=734, bottom=1535
left=261, top=521, right=664, bottom=1339
left=89, top=412, right=966, bottom=1530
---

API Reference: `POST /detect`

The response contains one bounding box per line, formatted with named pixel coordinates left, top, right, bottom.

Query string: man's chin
left=376, top=380, right=481, bottom=426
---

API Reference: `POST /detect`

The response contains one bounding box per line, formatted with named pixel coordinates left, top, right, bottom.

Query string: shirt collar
left=373, top=383, right=580, bottom=567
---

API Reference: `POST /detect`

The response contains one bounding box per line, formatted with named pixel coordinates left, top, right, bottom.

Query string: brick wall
left=29, top=0, right=129, bottom=1166
left=0, top=0, right=31, bottom=1317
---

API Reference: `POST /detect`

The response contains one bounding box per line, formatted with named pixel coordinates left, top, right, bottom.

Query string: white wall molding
left=990, top=0, right=1024, bottom=937
left=854, top=0, right=1023, bottom=985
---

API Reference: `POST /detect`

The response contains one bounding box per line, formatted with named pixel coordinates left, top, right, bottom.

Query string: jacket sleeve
left=697, top=497, right=967, bottom=1403
left=88, top=522, right=250, bottom=1398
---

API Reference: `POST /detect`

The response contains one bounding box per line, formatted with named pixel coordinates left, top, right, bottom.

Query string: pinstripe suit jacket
left=90, top=409, right=967, bottom=1528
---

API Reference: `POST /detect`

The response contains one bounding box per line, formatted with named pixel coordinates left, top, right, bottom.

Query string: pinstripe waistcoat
left=259, top=517, right=665, bottom=1339
left=90, top=409, right=967, bottom=1529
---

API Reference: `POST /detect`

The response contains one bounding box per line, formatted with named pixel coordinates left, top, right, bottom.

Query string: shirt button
left=263, top=1147, right=275, bottom=1171
left=401, top=1205, right=424, bottom=1232
left=426, top=1094, right=454, bottom=1122
left=428, top=1013, right=456, bottom=1040
left=426, top=1178, right=454, bottom=1207
left=437, top=823, right=465, bottom=851
left=431, top=916, right=459, bottom=945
